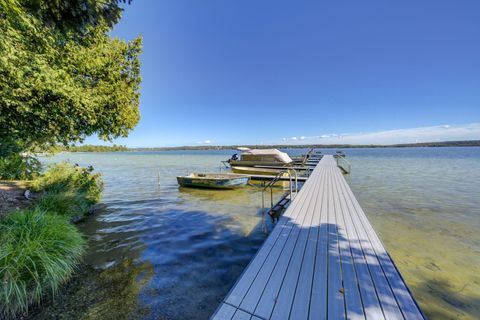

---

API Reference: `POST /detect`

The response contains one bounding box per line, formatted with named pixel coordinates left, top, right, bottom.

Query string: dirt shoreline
left=0, top=181, right=35, bottom=218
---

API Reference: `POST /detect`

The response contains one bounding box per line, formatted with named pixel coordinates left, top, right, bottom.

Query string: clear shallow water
left=345, top=148, right=480, bottom=319
left=36, top=148, right=480, bottom=319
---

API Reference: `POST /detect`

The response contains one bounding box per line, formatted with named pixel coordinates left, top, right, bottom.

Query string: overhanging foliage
left=0, top=0, right=142, bottom=152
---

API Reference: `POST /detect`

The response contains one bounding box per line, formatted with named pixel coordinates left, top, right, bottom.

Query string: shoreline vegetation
left=55, top=140, right=480, bottom=153
left=1, top=0, right=137, bottom=318
left=0, top=163, right=102, bottom=319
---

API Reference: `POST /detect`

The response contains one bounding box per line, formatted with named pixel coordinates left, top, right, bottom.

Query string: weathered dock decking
left=212, top=155, right=424, bottom=320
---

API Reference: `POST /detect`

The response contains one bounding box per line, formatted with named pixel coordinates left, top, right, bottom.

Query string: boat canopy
left=241, top=149, right=292, bottom=164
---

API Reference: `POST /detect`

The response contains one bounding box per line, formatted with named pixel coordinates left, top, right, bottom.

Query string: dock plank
left=288, top=167, right=327, bottom=318
left=309, top=167, right=330, bottom=319
left=333, top=170, right=385, bottom=320
left=212, top=303, right=237, bottom=320
left=232, top=309, right=252, bottom=320
left=253, top=168, right=325, bottom=318
left=211, top=156, right=424, bottom=320
left=337, top=172, right=425, bottom=319
left=237, top=170, right=323, bottom=314
left=327, top=170, right=346, bottom=319
left=226, top=166, right=324, bottom=311
left=268, top=168, right=325, bottom=319
left=225, top=173, right=317, bottom=306
left=336, top=171, right=404, bottom=320
left=331, top=171, right=366, bottom=320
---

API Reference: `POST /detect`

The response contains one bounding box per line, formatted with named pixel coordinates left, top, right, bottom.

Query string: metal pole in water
left=157, top=171, right=160, bottom=185
left=261, top=181, right=267, bottom=233
left=270, top=188, right=273, bottom=210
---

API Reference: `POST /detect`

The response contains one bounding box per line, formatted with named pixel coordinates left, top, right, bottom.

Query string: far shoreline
left=57, top=140, right=480, bottom=152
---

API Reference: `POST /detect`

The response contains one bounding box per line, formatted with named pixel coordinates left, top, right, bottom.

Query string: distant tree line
left=118, top=140, right=480, bottom=151
left=59, top=144, right=129, bottom=152
left=47, top=140, right=480, bottom=153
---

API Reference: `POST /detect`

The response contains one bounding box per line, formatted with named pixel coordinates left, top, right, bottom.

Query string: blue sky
left=86, top=0, right=480, bottom=147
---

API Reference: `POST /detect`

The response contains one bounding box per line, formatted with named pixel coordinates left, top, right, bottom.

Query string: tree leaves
left=0, top=0, right=142, bottom=153
left=20, top=0, right=132, bottom=34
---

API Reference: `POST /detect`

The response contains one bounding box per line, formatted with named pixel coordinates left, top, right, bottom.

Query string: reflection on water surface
left=32, top=148, right=480, bottom=319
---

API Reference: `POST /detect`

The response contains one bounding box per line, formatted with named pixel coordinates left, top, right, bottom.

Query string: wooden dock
left=212, top=155, right=424, bottom=320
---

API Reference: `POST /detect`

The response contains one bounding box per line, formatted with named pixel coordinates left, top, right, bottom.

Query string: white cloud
left=281, top=123, right=480, bottom=145
left=197, top=140, right=212, bottom=144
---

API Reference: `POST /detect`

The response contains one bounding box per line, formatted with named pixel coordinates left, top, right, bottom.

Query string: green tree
left=20, top=0, right=132, bottom=33
left=0, top=0, right=142, bottom=155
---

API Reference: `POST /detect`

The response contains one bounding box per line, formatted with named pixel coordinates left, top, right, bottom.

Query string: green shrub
left=36, top=192, right=91, bottom=219
left=0, top=153, right=42, bottom=180
left=0, top=209, right=85, bottom=318
left=32, top=162, right=103, bottom=205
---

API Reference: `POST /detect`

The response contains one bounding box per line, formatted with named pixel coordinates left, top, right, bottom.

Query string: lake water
left=34, top=148, right=480, bottom=319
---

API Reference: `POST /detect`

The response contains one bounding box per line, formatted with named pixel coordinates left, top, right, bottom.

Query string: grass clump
left=0, top=209, right=85, bottom=318
left=36, top=192, right=91, bottom=219
left=32, top=162, right=103, bottom=218
left=32, top=162, right=103, bottom=203
left=0, top=162, right=103, bottom=318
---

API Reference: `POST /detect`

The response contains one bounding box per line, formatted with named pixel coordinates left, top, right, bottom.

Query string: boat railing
left=221, top=160, right=231, bottom=168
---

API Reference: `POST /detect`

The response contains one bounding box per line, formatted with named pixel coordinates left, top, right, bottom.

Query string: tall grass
left=36, top=191, right=91, bottom=219
left=0, top=162, right=102, bottom=318
left=33, top=162, right=103, bottom=217
left=0, top=209, right=85, bottom=318
left=32, top=162, right=103, bottom=203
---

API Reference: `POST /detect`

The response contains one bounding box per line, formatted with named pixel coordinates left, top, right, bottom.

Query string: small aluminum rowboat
left=176, top=173, right=250, bottom=189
